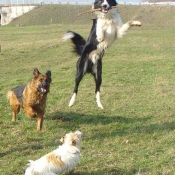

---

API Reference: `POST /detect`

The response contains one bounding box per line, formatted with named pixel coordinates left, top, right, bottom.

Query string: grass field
left=1, top=4, right=175, bottom=175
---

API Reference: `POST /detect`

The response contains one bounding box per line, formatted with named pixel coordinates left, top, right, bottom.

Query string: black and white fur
left=63, top=0, right=141, bottom=109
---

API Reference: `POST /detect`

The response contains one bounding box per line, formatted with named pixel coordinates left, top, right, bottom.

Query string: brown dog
left=7, top=68, right=52, bottom=131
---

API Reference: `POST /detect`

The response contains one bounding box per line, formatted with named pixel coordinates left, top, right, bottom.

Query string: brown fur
left=7, top=68, right=52, bottom=131
left=60, top=132, right=80, bottom=148
left=46, top=153, right=65, bottom=167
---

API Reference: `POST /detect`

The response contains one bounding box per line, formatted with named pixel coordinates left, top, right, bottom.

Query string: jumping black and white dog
left=63, top=0, right=141, bottom=109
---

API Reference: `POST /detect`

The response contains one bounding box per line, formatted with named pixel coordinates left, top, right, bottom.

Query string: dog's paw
left=96, top=92, right=104, bottom=110
left=97, top=103, right=104, bottom=110
left=96, top=36, right=104, bottom=43
left=31, top=114, right=37, bottom=118
left=130, top=20, right=142, bottom=27
left=69, top=93, right=76, bottom=107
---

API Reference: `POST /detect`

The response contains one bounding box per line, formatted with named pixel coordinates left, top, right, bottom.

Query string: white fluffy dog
left=25, top=131, right=82, bottom=175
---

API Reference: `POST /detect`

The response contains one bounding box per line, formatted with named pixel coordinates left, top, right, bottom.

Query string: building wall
left=1, top=5, right=37, bottom=26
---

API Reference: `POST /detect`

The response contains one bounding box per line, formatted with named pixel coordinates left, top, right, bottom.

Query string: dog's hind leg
left=7, top=92, right=20, bottom=121
left=117, top=20, right=141, bottom=38
left=96, top=91, right=103, bottom=109
left=69, top=58, right=86, bottom=107
left=93, top=59, right=103, bottom=110
left=69, top=70, right=84, bottom=107
left=69, top=93, right=77, bottom=107
left=11, top=105, right=20, bottom=121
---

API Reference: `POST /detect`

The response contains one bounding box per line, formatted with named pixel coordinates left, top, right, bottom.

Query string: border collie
left=63, top=0, right=141, bottom=109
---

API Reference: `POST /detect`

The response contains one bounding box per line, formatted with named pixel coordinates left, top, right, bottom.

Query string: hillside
left=10, top=4, right=175, bottom=27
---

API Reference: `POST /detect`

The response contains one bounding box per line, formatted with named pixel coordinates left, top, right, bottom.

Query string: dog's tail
left=62, top=31, right=86, bottom=56
left=6, top=90, right=13, bottom=99
left=24, top=160, right=35, bottom=175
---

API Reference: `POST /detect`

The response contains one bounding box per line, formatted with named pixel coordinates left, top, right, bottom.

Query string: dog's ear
left=33, top=68, right=41, bottom=78
left=108, top=0, right=118, bottom=6
left=74, top=131, right=82, bottom=139
left=72, top=140, right=76, bottom=146
left=60, top=136, right=65, bottom=143
left=46, top=70, right=51, bottom=78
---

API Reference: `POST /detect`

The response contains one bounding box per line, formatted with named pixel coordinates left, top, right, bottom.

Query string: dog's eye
left=72, top=140, right=76, bottom=146
left=39, top=78, right=43, bottom=82
left=62, top=136, right=65, bottom=141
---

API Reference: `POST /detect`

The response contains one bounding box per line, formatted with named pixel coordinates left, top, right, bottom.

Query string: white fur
left=91, top=9, right=141, bottom=64
left=96, top=91, right=103, bottom=109
left=90, top=9, right=141, bottom=109
left=95, top=9, right=141, bottom=49
left=69, top=93, right=77, bottom=107
left=62, top=32, right=74, bottom=41
left=102, top=0, right=110, bottom=9
left=25, top=131, right=82, bottom=175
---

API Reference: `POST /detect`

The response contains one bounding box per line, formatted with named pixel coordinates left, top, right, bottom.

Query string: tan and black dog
left=7, top=68, right=52, bottom=131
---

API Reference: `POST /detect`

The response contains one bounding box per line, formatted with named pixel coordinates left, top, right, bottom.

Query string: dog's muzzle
left=101, top=3, right=110, bottom=13
left=39, top=83, right=48, bottom=93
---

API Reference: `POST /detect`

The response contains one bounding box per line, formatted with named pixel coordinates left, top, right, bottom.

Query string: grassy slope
left=10, top=5, right=175, bottom=26
left=1, top=4, right=175, bottom=175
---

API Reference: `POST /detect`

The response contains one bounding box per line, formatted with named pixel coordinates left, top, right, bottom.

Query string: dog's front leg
left=117, top=20, right=141, bottom=38
left=96, top=19, right=105, bottom=42
left=23, top=106, right=37, bottom=118
left=36, top=112, right=44, bottom=131
left=12, top=111, right=18, bottom=121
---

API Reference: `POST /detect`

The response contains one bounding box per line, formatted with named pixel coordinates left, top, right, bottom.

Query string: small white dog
left=25, top=131, right=82, bottom=175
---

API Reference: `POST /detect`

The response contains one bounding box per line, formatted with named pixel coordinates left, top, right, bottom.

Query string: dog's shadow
left=65, top=167, right=139, bottom=175
left=48, top=110, right=145, bottom=126
left=47, top=111, right=175, bottom=137
left=48, top=111, right=151, bottom=137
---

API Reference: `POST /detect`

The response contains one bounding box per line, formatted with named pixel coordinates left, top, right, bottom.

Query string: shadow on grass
left=48, top=111, right=150, bottom=125
left=47, top=111, right=152, bottom=138
left=70, top=167, right=139, bottom=175
left=48, top=111, right=175, bottom=137
left=0, top=142, right=43, bottom=158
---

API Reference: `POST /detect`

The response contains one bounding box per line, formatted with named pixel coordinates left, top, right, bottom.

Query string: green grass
left=1, top=4, right=175, bottom=175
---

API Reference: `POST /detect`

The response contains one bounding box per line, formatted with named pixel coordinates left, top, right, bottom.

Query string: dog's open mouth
left=101, top=7, right=110, bottom=13
left=40, top=87, right=47, bottom=93
left=38, top=83, right=48, bottom=93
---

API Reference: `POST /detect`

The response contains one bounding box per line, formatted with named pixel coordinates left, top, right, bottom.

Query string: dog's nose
left=42, top=83, right=47, bottom=88
left=102, top=4, right=107, bottom=8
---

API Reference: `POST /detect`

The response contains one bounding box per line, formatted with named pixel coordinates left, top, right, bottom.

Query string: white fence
left=0, top=0, right=93, bottom=5
left=0, top=0, right=140, bottom=5
left=0, top=0, right=175, bottom=6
